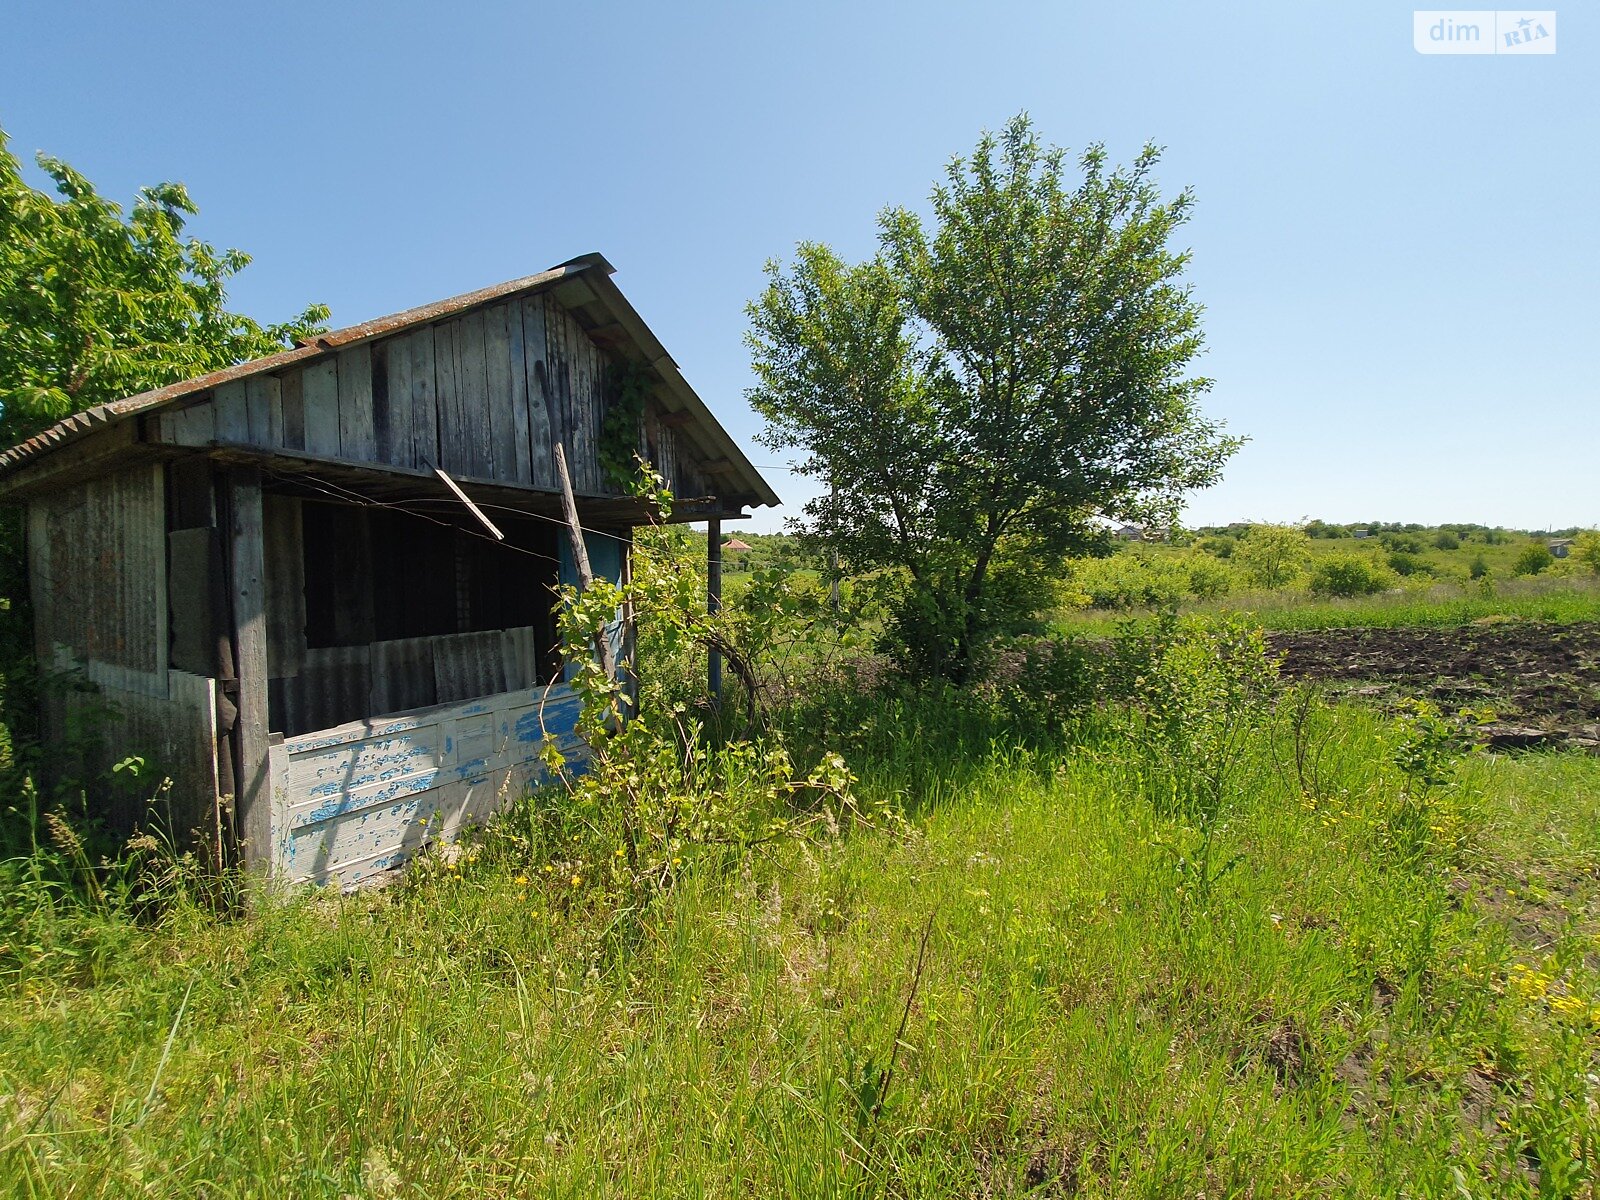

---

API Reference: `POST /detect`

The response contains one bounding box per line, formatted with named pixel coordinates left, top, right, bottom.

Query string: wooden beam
left=226, top=467, right=272, bottom=876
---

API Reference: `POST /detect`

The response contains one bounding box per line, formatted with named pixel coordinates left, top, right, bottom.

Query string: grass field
left=4, top=678, right=1598, bottom=1196
left=1055, top=576, right=1600, bottom=638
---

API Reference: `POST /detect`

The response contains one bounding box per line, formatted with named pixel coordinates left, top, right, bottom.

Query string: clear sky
left=5, top=1, right=1594, bottom=532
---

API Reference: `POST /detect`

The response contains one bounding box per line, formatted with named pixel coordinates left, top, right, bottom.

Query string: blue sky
left=5, top=1, right=1593, bottom=531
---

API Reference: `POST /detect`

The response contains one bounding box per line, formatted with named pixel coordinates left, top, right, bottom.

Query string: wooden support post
left=227, top=467, right=272, bottom=874
left=707, top=516, right=722, bottom=703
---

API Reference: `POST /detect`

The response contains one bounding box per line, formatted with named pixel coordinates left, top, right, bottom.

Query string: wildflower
left=672, top=856, right=682, bottom=866
left=1550, top=994, right=1588, bottom=1018
left=571, top=874, right=582, bottom=887
left=615, top=847, right=626, bottom=858
left=514, top=873, right=530, bottom=886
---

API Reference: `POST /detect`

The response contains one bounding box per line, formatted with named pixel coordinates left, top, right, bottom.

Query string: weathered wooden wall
left=29, top=463, right=167, bottom=677
left=154, top=293, right=709, bottom=501
left=270, top=682, right=588, bottom=888
left=27, top=465, right=220, bottom=832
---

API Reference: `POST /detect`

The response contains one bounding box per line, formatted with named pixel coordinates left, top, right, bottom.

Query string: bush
left=1468, top=554, right=1489, bottom=580
left=1067, top=553, right=1188, bottom=611
left=1197, top=535, right=1235, bottom=559
left=1386, top=551, right=1432, bottom=578
left=1432, top=532, right=1460, bottom=551
left=1513, top=543, right=1554, bottom=576
left=1572, top=531, right=1600, bottom=574
left=1185, top=556, right=1235, bottom=600
left=1308, top=553, right=1393, bottom=597
left=1381, top=534, right=1426, bottom=554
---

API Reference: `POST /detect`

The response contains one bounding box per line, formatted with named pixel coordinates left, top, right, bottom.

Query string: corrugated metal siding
left=28, top=463, right=166, bottom=676
left=271, top=682, right=587, bottom=888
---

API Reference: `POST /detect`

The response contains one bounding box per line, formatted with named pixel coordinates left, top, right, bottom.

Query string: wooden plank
left=520, top=296, right=553, bottom=488
left=246, top=375, right=282, bottom=446
left=228, top=467, right=272, bottom=872
left=214, top=381, right=249, bottom=443
left=544, top=296, right=573, bottom=487
left=483, top=303, right=521, bottom=482
left=301, top=359, right=340, bottom=457
left=373, top=338, right=413, bottom=468
left=301, top=358, right=341, bottom=457
left=280, top=369, right=306, bottom=451
left=408, top=327, right=438, bottom=469
left=434, top=320, right=464, bottom=473
left=262, top=494, right=306, bottom=680
left=170, top=400, right=216, bottom=448
left=336, top=345, right=376, bottom=461
left=455, top=309, right=492, bottom=477
left=502, top=302, right=533, bottom=485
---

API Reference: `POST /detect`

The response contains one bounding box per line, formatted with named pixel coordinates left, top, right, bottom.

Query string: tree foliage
left=0, top=129, right=328, bottom=448
left=746, top=115, right=1238, bottom=679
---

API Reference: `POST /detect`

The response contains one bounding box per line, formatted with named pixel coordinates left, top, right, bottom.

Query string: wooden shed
left=0, top=254, right=777, bottom=888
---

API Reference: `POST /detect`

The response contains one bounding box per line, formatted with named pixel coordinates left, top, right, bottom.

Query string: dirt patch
left=1268, top=620, right=1600, bottom=751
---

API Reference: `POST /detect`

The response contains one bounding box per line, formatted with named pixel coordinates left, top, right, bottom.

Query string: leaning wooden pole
left=555, top=440, right=618, bottom=686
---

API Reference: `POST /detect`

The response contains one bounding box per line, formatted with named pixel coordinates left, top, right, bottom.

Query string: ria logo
left=1413, top=10, right=1557, bottom=53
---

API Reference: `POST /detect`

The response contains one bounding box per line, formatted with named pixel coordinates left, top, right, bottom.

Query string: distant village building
left=1115, top=524, right=1144, bottom=541
left=1350, top=529, right=1373, bottom=539
left=722, top=537, right=752, bottom=552
left=0, top=255, right=777, bottom=889
left=1549, top=539, right=1573, bottom=559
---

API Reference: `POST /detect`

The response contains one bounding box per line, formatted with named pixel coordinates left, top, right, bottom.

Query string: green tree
left=1572, top=531, right=1600, bottom=574
left=1233, top=523, right=1311, bottom=589
left=746, top=116, right=1238, bottom=680
left=1512, top=542, right=1554, bottom=576
left=0, top=129, right=328, bottom=447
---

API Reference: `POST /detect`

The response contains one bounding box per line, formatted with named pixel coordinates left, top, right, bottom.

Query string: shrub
left=1067, top=553, right=1187, bottom=611
left=1197, top=535, right=1235, bottom=559
left=1512, top=542, right=1554, bottom=576
left=1386, top=550, right=1432, bottom=577
left=1381, top=533, right=1426, bottom=555
left=1308, top=553, right=1393, bottom=597
left=1185, top=556, right=1235, bottom=600
left=1432, top=532, right=1460, bottom=550
left=1468, top=554, right=1490, bottom=580
left=1572, top=530, right=1600, bottom=574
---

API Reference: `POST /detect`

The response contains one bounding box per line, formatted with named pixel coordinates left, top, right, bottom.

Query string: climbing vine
left=599, top=360, right=654, bottom=490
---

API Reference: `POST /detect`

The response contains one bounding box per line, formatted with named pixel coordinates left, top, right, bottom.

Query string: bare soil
left=1267, top=620, right=1600, bottom=752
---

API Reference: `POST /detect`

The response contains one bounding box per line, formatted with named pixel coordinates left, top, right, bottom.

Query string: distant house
left=1351, top=529, right=1373, bottom=540
left=1115, top=524, right=1144, bottom=541
left=1549, top=539, right=1573, bottom=559
left=722, top=537, right=752, bottom=552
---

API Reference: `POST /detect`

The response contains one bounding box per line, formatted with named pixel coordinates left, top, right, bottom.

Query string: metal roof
left=0, top=254, right=779, bottom=508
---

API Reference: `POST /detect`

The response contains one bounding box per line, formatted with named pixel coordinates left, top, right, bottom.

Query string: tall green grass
left=2, top=691, right=1598, bottom=1196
